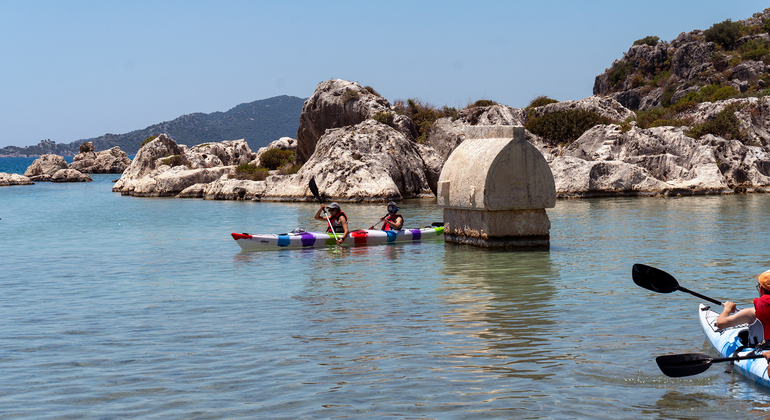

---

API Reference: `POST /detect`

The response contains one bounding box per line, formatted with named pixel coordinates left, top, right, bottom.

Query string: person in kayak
left=717, top=269, right=770, bottom=347
left=369, top=201, right=403, bottom=231
left=315, top=202, right=349, bottom=245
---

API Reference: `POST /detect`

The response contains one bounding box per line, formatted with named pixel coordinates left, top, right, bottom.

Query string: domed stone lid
left=438, top=125, right=555, bottom=210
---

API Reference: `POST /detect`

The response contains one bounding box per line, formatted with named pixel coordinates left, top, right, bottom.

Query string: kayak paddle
left=656, top=352, right=766, bottom=377
left=631, top=264, right=723, bottom=306
left=368, top=214, right=389, bottom=230
left=309, top=177, right=338, bottom=242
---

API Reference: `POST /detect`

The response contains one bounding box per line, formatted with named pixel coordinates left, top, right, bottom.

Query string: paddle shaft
left=711, top=353, right=766, bottom=364
left=369, top=213, right=389, bottom=230
left=677, top=285, right=723, bottom=307
left=632, top=264, right=735, bottom=309
left=309, top=178, right=339, bottom=241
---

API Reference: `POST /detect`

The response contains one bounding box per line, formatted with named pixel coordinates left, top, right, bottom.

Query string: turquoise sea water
left=3, top=158, right=770, bottom=418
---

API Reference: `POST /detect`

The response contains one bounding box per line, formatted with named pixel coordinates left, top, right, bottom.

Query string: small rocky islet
left=6, top=10, right=770, bottom=197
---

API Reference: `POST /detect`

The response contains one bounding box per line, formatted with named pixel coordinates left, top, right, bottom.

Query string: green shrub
left=661, top=83, right=678, bottom=107
left=763, top=19, right=770, bottom=34
left=525, top=109, right=611, bottom=145
left=471, top=99, right=497, bottom=107
left=440, top=105, right=459, bottom=120
left=528, top=96, right=559, bottom=108
left=711, top=86, right=740, bottom=101
left=373, top=111, right=396, bottom=128
left=651, top=70, right=672, bottom=88
left=704, top=19, right=742, bottom=49
left=687, top=105, right=742, bottom=140
left=234, top=163, right=269, bottom=181
left=394, top=98, right=457, bottom=143
left=342, top=89, right=360, bottom=104
left=78, top=142, right=92, bottom=154
left=633, top=36, right=660, bottom=47
left=740, top=39, right=770, bottom=61
left=161, top=154, right=188, bottom=167
left=634, top=107, right=669, bottom=129
left=609, top=61, right=634, bottom=86
left=259, top=149, right=295, bottom=170
left=364, top=86, right=381, bottom=97
left=140, top=135, right=158, bottom=148
left=648, top=118, right=692, bottom=128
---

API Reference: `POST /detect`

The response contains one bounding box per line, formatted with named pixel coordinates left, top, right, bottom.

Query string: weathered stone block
left=438, top=125, right=556, bottom=248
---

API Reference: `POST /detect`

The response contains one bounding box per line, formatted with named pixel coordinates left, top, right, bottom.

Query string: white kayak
left=699, top=303, right=770, bottom=388
left=231, top=226, right=445, bottom=251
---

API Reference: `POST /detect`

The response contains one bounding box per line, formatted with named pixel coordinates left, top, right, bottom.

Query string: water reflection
left=439, top=245, right=557, bottom=379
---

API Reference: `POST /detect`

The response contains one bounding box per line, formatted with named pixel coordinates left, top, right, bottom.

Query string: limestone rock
left=0, top=172, right=34, bottom=186
left=178, top=178, right=267, bottom=200
left=551, top=156, right=673, bottom=196
left=261, top=119, right=438, bottom=201
left=296, top=79, right=413, bottom=162
left=113, top=134, right=254, bottom=197
left=51, top=169, right=92, bottom=183
left=186, top=139, right=253, bottom=169
left=671, top=41, right=714, bottom=80
left=426, top=117, right=468, bottom=162
left=555, top=123, right=770, bottom=196
left=24, top=154, right=69, bottom=181
left=536, top=96, right=635, bottom=122
left=69, top=146, right=132, bottom=173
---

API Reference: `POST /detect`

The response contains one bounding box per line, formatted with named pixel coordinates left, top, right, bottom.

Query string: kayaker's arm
left=390, top=216, right=404, bottom=230
left=716, top=301, right=756, bottom=329
left=314, top=204, right=327, bottom=221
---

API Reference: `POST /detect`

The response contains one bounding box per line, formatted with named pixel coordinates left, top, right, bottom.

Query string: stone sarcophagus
left=437, top=125, right=556, bottom=248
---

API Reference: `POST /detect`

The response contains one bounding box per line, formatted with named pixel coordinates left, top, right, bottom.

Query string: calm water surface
left=2, top=163, right=770, bottom=418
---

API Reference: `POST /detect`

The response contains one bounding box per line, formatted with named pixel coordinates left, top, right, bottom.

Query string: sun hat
left=328, top=202, right=340, bottom=209
left=758, top=270, right=770, bottom=290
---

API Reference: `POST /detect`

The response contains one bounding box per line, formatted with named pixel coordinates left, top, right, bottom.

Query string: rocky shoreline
left=8, top=77, right=770, bottom=199
left=102, top=78, right=770, bottom=200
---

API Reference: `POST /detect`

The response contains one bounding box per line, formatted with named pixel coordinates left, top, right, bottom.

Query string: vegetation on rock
left=372, top=111, right=396, bottom=128
left=687, top=105, right=744, bottom=141
left=704, top=19, right=742, bottom=49
left=525, top=109, right=612, bottom=145
left=394, top=99, right=458, bottom=143
left=633, top=36, right=660, bottom=47
left=259, top=149, right=295, bottom=170
left=528, top=96, right=559, bottom=107
left=233, top=163, right=269, bottom=181
left=141, top=135, right=158, bottom=148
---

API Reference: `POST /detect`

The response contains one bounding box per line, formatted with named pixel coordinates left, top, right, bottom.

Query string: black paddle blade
left=309, top=177, right=321, bottom=202
left=632, top=264, right=680, bottom=294
left=656, top=353, right=714, bottom=377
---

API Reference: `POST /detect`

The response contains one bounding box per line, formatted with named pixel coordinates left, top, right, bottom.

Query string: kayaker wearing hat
left=369, top=201, right=403, bottom=231
left=315, top=202, right=349, bottom=245
left=717, top=270, right=770, bottom=351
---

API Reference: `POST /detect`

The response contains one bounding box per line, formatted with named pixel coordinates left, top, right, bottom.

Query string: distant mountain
left=0, top=95, right=306, bottom=157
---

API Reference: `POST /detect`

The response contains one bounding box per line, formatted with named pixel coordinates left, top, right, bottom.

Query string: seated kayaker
left=369, top=201, right=403, bottom=231
left=717, top=269, right=770, bottom=346
left=315, top=202, right=349, bottom=245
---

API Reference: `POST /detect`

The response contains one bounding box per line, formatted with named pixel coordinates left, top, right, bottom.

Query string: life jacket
left=382, top=213, right=403, bottom=231
left=326, top=211, right=347, bottom=234
left=751, top=294, right=770, bottom=344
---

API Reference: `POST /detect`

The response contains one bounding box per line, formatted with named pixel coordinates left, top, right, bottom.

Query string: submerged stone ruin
left=437, top=125, right=556, bottom=248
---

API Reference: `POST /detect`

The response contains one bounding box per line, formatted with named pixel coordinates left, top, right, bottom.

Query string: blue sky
left=1, top=0, right=767, bottom=148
